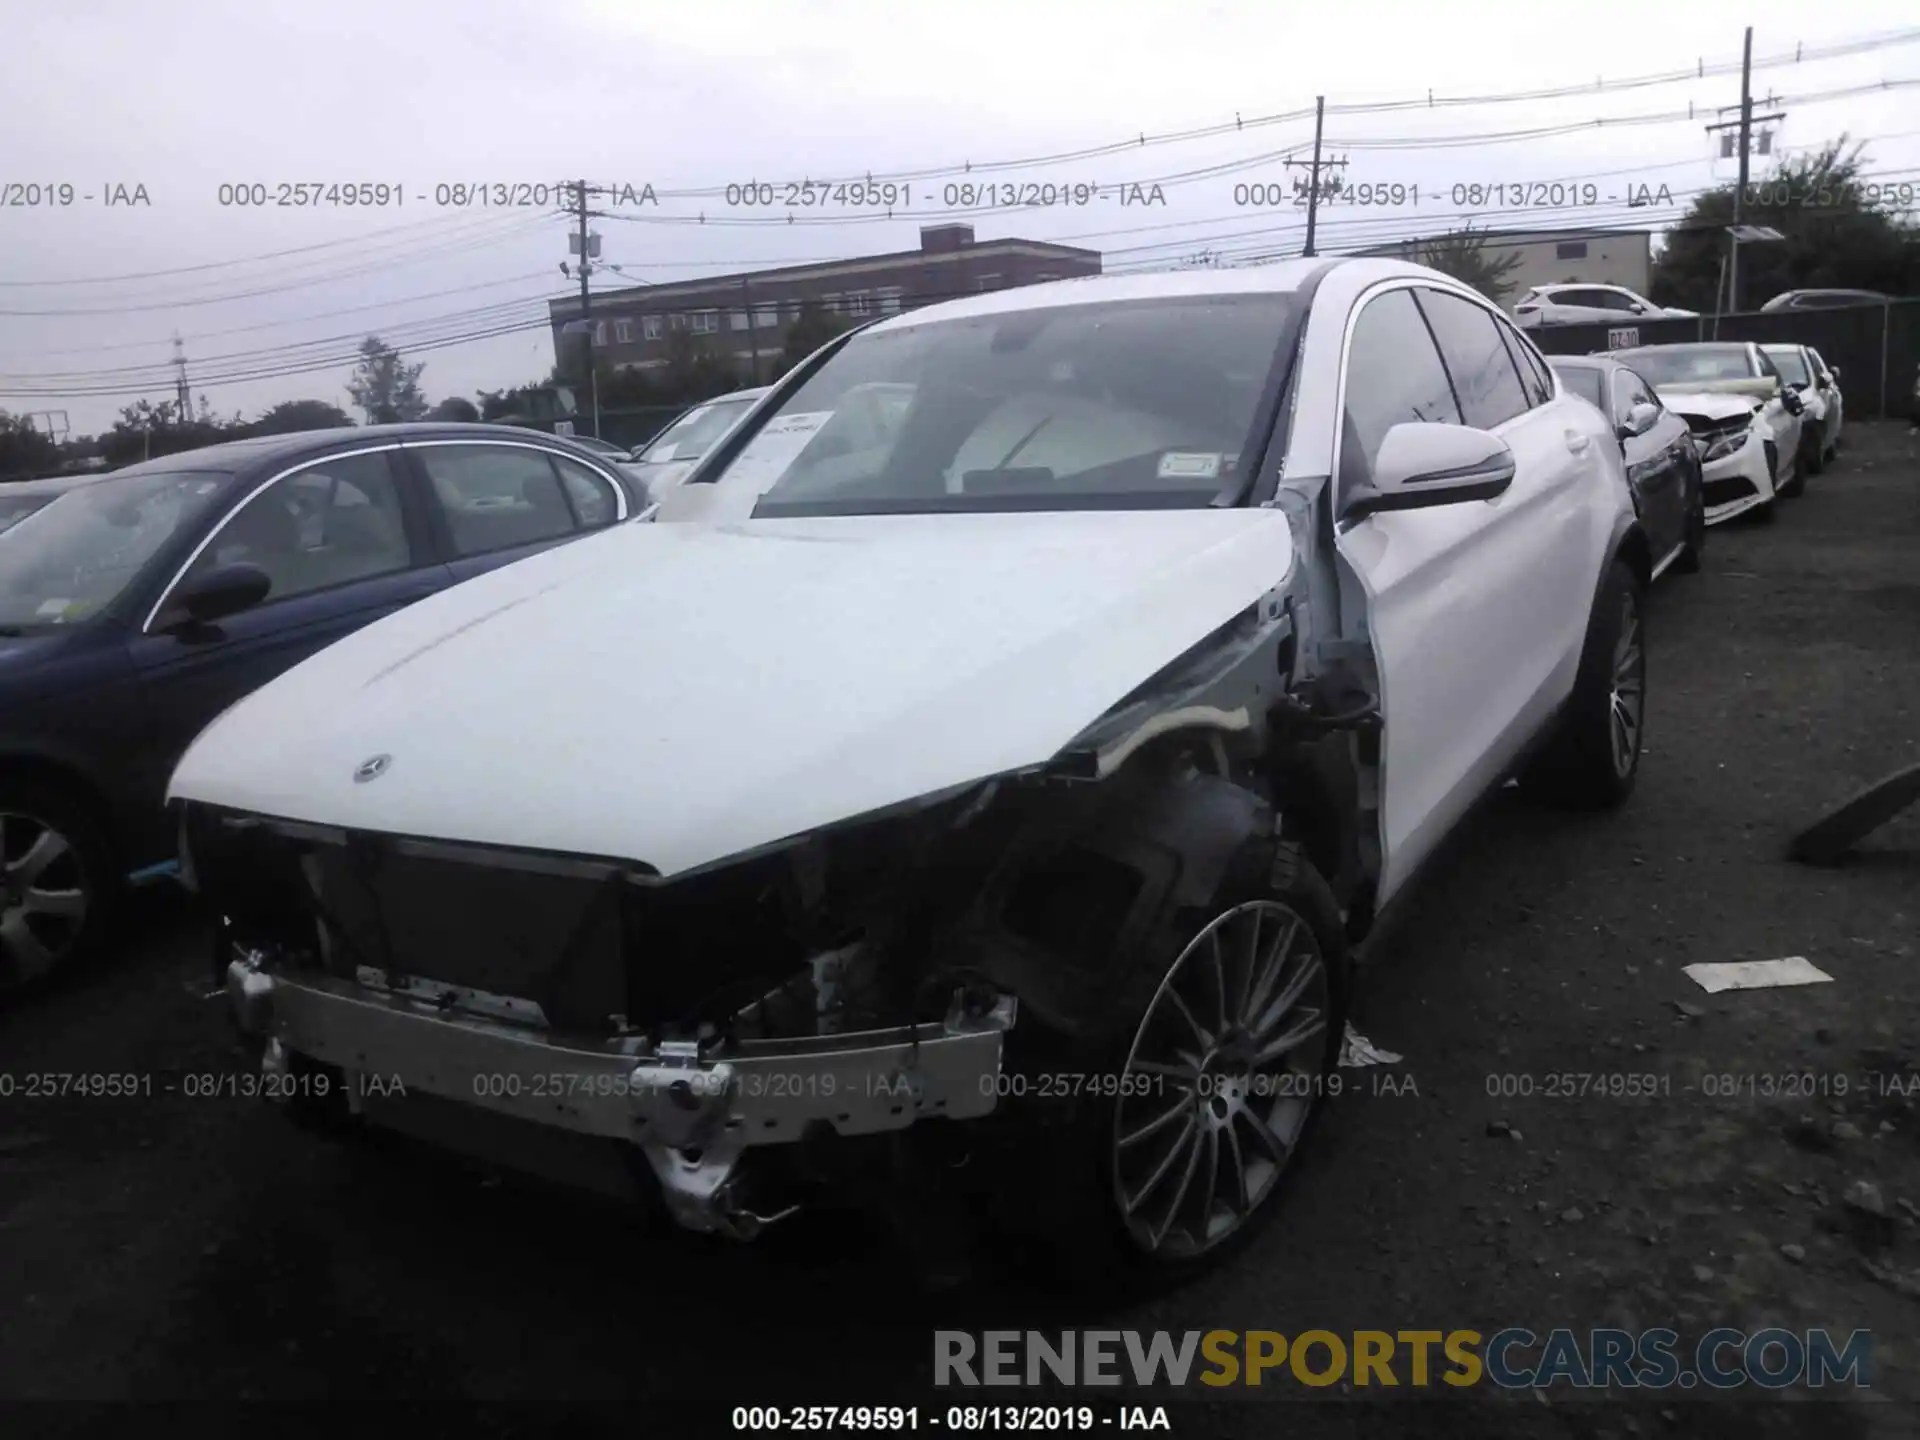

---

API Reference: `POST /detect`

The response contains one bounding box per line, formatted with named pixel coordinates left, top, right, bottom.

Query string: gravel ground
left=3, top=424, right=1917, bottom=1438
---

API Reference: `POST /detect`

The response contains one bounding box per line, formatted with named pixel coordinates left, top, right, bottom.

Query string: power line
left=8, top=157, right=1917, bottom=392
left=11, top=271, right=569, bottom=359
left=6, top=193, right=1901, bottom=403
left=630, top=27, right=1920, bottom=198
left=0, top=213, right=560, bottom=315
left=0, top=209, right=557, bottom=289
left=579, top=76, right=1920, bottom=238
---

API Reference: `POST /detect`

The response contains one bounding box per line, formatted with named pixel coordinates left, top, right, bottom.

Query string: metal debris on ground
left=1681, top=957, right=1834, bottom=994
left=1339, top=1022, right=1403, bottom=1068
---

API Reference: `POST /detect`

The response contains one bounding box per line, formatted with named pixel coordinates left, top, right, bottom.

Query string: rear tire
left=0, top=778, right=119, bottom=990
left=1519, top=560, right=1645, bottom=810
left=1000, top=834, right=1352, bottom=1295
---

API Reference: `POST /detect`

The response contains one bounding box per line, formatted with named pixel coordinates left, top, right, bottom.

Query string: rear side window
left=1414, top=289, right=1531, bottom=432
left=417, top=445, right=577, bottom=557
left=1614, top=369, right=1657, bottom=424
left=551, top=455, right=621, bottom=528
left=1502, top=326, right=1554, bottom=407
left=1556, top=366, right=1606, bottom=410
left=1342, top=288, right=1462, bottom=472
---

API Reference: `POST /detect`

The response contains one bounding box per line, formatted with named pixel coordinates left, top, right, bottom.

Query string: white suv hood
left=169, top=508, right=1293, bottom=877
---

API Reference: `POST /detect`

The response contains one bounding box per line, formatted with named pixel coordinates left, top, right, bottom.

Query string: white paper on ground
left=1682, top=956, right=1834, bottom=994
left=1338, top=1022, right=1404, bottom=1067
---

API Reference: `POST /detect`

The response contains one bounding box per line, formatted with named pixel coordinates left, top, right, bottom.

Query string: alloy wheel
left=1112, top=899, right=1331, bottom=1260
left=0, top=812, right=90, bottom=983
left=1608, top=592, right=1645, bottom=779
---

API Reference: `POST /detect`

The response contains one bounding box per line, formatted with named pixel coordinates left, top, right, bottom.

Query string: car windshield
left=735, top=294, right=1295, bottom=517
left=0, top=469, right=230, bottom=631
left=1612, top=346, right=1756, bottom=386
left=0, top=492, right=57, bottom=535
left=636, top=394, right=759, bottom=463
left=1765, top=348, right=1811, bottom=387
left=1553, top=366, right=1606, bottom=410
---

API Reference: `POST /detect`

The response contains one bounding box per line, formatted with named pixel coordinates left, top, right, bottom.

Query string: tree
left=249, top=399, right=354, bottom=435
left=0, top=411, right=60, bottom=479
left=97, top=397, right=243, bottom=467
left=427, top=396, right=480, bottom=422
left=346, top=336, right=428, bottom=424
left=1413, top=228, right=1525, bottom=306
left=476, top=386, right=534, bottom=421
left=1650, top=135, right=1920, bottom=312
left=662, top=326, right=740, bottom=400
left=782, top=301, right=857, bottom=368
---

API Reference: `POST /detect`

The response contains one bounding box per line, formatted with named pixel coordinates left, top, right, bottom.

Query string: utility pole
left=171, top=332, right=192, bottom=419
left=1705, top=30, right=1784, bottom=316
left=1285, top=98, right=1346, bottom=259
left=566, top=180, right=603, bottom=438
left=742, top=276, right=759, bottom=384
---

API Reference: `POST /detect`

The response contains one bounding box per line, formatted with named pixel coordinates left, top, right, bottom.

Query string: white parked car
left=621, top=386, right=771, bottom=504
left=1513, top=284, right=1697, bottom=329
left=1761, top=343, right=1842, bottom=472
left=1606, top=342, right=1807, bottom=523
left=176, top=259, right=1653, bottom=1281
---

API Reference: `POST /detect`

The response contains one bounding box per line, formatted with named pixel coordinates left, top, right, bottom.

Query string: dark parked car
left=1550, top=356, right=1705, bottom=577
left=1759, top=289, right=1893, bottom=312
left=0, top=424, right=637, bottom=986
left=558, top=433, right=629, bottom=459
left=0, top=474, right=98, bottom=535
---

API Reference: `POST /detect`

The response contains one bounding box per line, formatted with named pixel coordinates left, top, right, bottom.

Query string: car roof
left=99, top=423, right=632, bottom=482
left=856, top=257, right=1444, bottom=334
left=1548, top=355, right=1615, bottom=370
left=0, top=471, right=108, bottom=496
left=1610, top=341, right=1751, bottom=354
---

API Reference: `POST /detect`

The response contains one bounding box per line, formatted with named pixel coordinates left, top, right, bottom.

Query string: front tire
left=1009, top=836, right=1351, bottom=1291
left=1801, top=422, right=1826, bottom=477
left=1676, top=481, right=1706, bottom=574
left=0, top=779, right=117, bottom=989
left=1519, top=560, right=1646, bottom=810
left=1776, top=448, right=1805, bottom=499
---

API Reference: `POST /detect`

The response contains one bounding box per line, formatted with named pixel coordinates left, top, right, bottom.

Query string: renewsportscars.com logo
left=934, top=1328, right=1873, bottom=1392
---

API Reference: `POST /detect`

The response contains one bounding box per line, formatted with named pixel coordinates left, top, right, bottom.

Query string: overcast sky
left=3, top=0, right=1916, bottom=438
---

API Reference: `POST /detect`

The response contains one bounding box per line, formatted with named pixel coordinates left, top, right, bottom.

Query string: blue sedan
left=0, top=423, right=638, bottom=986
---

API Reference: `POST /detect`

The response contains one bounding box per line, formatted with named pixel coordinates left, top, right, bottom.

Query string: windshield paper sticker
left=726, top=411, right=833, bottom=482
left=1157, top=452, right=1221, bottom=480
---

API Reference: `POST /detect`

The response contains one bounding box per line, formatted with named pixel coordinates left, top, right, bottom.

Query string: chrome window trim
left=140, top=443, right=410, bottom=636
left=1329, top=277, right=1559, bottom=516
left=401, top=438, right=630, bottom=521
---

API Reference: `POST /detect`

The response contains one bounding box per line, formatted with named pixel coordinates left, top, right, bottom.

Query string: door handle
left=1565, top=430, right=1591, bottom=455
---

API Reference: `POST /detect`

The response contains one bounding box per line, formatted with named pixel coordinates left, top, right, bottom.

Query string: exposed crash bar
left=227, top=955, right=1014, bottom=1148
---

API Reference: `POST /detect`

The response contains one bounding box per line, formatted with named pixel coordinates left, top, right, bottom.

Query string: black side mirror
left=158, top=562, right=271, bottom=632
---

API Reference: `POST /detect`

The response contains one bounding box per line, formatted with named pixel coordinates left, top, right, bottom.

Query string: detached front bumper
left=226, top=951, right=1013, bottom=1237
left=1699, top=427, right=1776, bottom=524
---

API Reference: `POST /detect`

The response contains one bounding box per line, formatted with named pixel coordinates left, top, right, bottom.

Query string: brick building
left=547, top=224, right=1103, bottom=381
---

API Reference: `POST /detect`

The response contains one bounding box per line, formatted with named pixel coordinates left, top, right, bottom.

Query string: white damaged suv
left=175, top=259, right=1651, bottom=1282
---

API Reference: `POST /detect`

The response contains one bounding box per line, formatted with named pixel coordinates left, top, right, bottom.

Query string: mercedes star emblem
left=353, top=754, right=392, bottom=783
